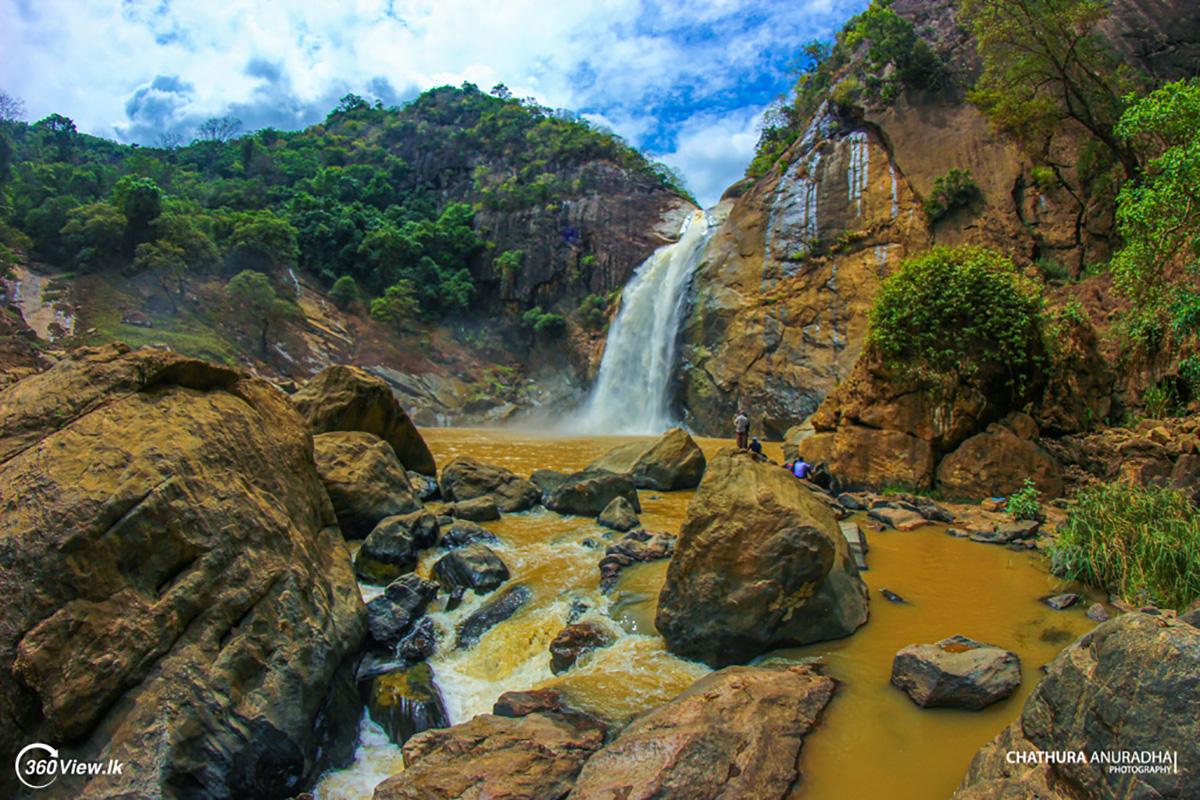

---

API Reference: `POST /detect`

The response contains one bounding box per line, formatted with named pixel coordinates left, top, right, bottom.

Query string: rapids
left=314, top=428, right=1099, bottom=800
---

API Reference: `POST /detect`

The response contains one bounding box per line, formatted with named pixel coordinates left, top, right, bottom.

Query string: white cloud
left=0, top=0, right=868, bottom=199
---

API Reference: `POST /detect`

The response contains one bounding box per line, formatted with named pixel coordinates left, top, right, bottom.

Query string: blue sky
left=0, top=0, right=869, bottom=206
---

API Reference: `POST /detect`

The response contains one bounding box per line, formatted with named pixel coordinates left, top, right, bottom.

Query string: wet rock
left=374, top=711, right=605, bottom=800
left=398, top=617, right=438, bottom=662
left=954, top=614, right=1200, bottom=800
left=881, top=589, right=909, bottom=604
left=568, top=598, right=589, bottom=622
left=837, top=491, right=872, bottom=510
left=366, top=574, right=440, bottom=647
left=549, top=621, right=617, bottom=675
left=355, top=511, right=440, bottom=585
left=452, top=495, right=501, bottom=522
left=1086, top=603, right=1110, bottom=622
left=580, top=538, right=599, bottom=550
left=444, top=587, right=465, bottom=612
left=493, top=688, right=570, bottom=717
left=947, top=528, right=969, bottom=538
left=839, top=521, right=869, bottom=571
left=431, top=543, right=510, bottom=595
left=597, top=496, right=640, bottom=532
left=869, top=505, right=927, bottom=530
left=970, top=520, right=1039, bottom=544
left=656, top=449, right=869, bottom=668
left=530, top=468, right=571, bottom=500
left=0, top=346, right=365, bottom=797
left=545, top=470, right=642, bottom=517
left=292, top=364, right=436, bottom=474
left=567, top=665, right=835, bottom=799
left=888, top=493, right=955, bottom=523
left=408, top=473, right=442, bottom=502
left=366, top=662, right=451, bottom=747
left=891, top=635, right=1021, bottom=710
left=599, top=529, right=676, bottom=589
left=313, top=431, right=422, bottom=538
left=456, top=585, right=533, bottom=648
left=586, top=427, right=707, bottom=490
left=439, top=456, right=540, bottom=512
left=937, top=426, right=1064, bottom=500
left=441, top=519, right=499, bottom=549
left=1043, top=593, right=1080, bottom=611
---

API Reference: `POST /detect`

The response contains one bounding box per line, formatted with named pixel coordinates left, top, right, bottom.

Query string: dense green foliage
left=521, top=305, right=566, bottom=336
left=962, top=0, right=1140, bottom=178
left=1048, top=483, right=1200, bottom=609
left=578, top=293, right=609, bottom=331
left=922, top=168, right=981, bottom=222
left=868, top=247, right=1044, bottom=385
left=0, top=84, right=685, bottom=323
left=1006, top=478, right=1042, bottom=520
left=748, top=0, right=947, bottom=179
left=225, top=269, right=301, bottom=353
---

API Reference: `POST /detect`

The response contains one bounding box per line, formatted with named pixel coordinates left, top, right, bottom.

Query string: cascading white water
left=577, top=209, right=712, bottom=435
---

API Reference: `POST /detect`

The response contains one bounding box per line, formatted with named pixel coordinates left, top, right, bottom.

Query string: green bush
left=1006, top=478, right=1041, bottom=520
left=1047, top=483, right=1200, bottom=609
left=923, top=168, right=982, bottom=222
left=521, top=305, right=565, bottom=336
left=868, top=246, right=1045, bottom=385
left=578, top=293, right=608, bottom=331
left=328, top=275, right=358, bottom=308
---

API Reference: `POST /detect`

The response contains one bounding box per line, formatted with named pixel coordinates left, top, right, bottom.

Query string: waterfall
left=577, top=209, right=712, bottom=435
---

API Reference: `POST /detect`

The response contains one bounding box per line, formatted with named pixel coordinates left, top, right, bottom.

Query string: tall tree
left=195, top=116, right=243, bottom=143
left=962, top=0, right=1141, bottom=178
left=226, top=270, right=301, bottom=355
left=0, top=90, right=25, bottom=123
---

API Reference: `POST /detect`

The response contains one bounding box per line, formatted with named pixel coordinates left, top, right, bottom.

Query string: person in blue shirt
left=749, top=437, right=763, bottom=454
left=793, top=459, right=812, bottom=479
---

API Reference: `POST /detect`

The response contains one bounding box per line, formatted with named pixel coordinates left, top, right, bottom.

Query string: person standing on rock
left=734, top=410, right=750, bottom=449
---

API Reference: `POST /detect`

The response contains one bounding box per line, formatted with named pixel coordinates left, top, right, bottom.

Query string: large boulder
left=545, top=470, right=642, bottom=517
left=450, top=495, right=501, bottom=522
left=799, top=426, right=936, bottom=491
left=365, top=662, right=451, bottom=748
left=430, top=543, right=510, bottom=595
left=656, top=449, right=869, bottom=668
left=937, top=425, right=1064, bottom=500
left=891, top=635, right=1022, bottom=710
left=567, top=665, right=835, bottom=799
left=0, top=345, right=365, bottom=798
left=954, top=613, right=1200, bottom=800
left=313, top=431, right=422, bottom=538
left=373, top=711, right=606, bottom=800
left=291, top=364, right=436, bottom=475
left=439, top=456, right=540, bottom=512
left=586, top=427, right=707, bottom=490
left=597, top=496, right=640, bottom=532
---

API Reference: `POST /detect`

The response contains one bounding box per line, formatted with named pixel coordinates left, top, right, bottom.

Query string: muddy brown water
left=315, top=428, right=1099, bottom=800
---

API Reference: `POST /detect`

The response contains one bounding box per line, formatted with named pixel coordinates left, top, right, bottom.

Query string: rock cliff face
left=0, top=345, right=365, bottom=798
left=679, top=0, right=1200, bottom=440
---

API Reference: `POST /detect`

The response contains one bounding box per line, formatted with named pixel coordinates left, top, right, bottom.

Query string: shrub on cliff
left=1047, top=483, right=1200, bottom=609
left=868, top=246, right=1044, bottom=387
left=923, top=169, right=981, bottom=222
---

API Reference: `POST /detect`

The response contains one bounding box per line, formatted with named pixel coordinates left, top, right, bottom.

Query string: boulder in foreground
left=656, top=449, right=869, bottom=667
left=586, top=427, right=707, bottom=490
left=954, top=613, right=1200, bottom=800
left=891, top=635, right=1021, bottom=710
left=0, top=345, right=365, bottom=799
left=567, top=665, right=834, bottom=799
left=291, top=364, right=436, bottom=475
left=313, top=431, right=422, bottom=538
left=373, top=711, right=605, bottom=800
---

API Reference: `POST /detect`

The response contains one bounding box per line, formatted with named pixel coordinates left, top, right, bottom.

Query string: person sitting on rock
left=748, top=437, right=763, bottom=455
left=733, top=410, right=750, bottom=449
left=793, top=458, right=812, bottom=480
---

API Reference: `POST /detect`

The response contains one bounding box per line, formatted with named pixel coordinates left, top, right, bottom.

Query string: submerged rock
left=0, top=346, right=364, bottom=798
left=881, top=589, right=909, bottom=604
left=891, top=635, right=1021, bottom=710
left=374, top=711, right=605, bottom=800
left=567, top=665, right=835, bottom=799
left=586, top=427, right=707, bottom=490
left=597, top=495, right=640, bottom=532
left=366, top=662, right=451, bottom=747
left=549, top=621, right=617, bottom=675
left=954, top=614, right=1200, bottom=799
left=313, top=431, right=422, bottom=538
left=440, top=455, right=540, bottom=512
left=440, top=519, right=499, bottom=549
left=545, top=470, right=642, bottom=517
left=398, top=617, right=438, bottom=662
left=431, top=543, right=510, bottom=595
left=291, top=364, right=436, bottom=475
left=598, top=529, right=676, bottom=589
left=1086, top=603, right=1110, bottom=622
left=456, top=585, right=532, bottom=649
left=1042, top=593, right=1080, bottom=611
left=656, top=449, right=869, bottom=667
